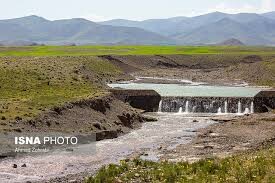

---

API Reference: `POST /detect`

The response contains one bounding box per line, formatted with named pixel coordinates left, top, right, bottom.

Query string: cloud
left=261, top=0, right=274, bottom=12
left=204, top=0, right=275, bottom=15
left=213, top=2, right=258, bottom=14
left=80, top=14, right=108, bottom=22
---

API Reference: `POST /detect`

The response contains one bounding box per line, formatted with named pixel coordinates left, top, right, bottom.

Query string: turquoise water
left=108, top=83, right=263, bottom=97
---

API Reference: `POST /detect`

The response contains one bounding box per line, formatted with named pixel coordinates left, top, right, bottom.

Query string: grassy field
left=0, top=56, right=122, bottom=121
left=1, top=46, right=275, bottom=56
left=86, top=148, right=275, bottom=183
left=1, top=46, right=275, bottom=120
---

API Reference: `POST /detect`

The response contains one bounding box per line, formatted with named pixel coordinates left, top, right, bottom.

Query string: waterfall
left=185, top=101, right=190, bottom=113
left=192, top=106, right=197, bottom=113
left=238, top=101, right=242, bottom=114
left=158, top=98, right=256, bottom=114
left=178, top=107, right=183, bottom=114
left=217, top=107, right=222, bottom=114
left=158, top=100, right=162, bottom=113
left=250, top=101, right=254, bottom=113
left=244, top=108, right=250, bottom=114
left=224, top=101, right=228, bottom=114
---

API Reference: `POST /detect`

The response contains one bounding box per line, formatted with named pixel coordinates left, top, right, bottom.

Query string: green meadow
left=1, top=45, right=275, bottom=56
left=86, top=147, right=275, bottom=183
left=0, top=56, right=121, bottom=121
left=1, top=45, right=275, bottom=120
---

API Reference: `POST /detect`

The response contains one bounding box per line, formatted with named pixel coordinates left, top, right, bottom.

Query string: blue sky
left=1, top=0, right=274, bottom=21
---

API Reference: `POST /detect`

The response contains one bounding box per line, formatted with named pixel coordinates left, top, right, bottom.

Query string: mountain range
left=1, top=11, right=275, bottom=46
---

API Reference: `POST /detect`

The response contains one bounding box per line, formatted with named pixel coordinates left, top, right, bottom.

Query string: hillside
left=101, top=11, right=275, bottom=45
left=216, top=38, right=245, bottom=46
left=101, top=16, right=188, bottom=36
left=174, top=18, right=269, bottom=45
left=1, top=12, right=275, bottom=45
left=0, top=56, right=124, bottom=121
left=0, top=16, right=175, bottom=45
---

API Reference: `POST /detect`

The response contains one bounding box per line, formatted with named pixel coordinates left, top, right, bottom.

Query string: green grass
left=1, top=45, right=275, bottom=56
left=0, top=56, right=122, bottom=120
left=86, top=148, right=275, bottom=183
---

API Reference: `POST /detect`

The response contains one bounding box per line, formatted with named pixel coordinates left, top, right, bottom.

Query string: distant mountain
left=101, top=12, right=270, bottom=37
left=216, top=38, right=245, bottom=46
left=174, top=17, right=275, bottom=45
left=174, top=18, right=254, bottom=45
left=101, top=16, right=188, bottom=36
left=101, top=11, right=275, bottom=45
left=2, top=11, right=275, bottom=46
left=0, top=40, right=42, bottom=46
left=262, top=11, right=275, bottom=20
left=0, top=15, right=175, bottom=45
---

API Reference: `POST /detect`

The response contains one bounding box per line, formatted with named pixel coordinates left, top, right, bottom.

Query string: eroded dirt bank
left=1, top=54, right=275, bottom=183
left=1, top=94, right=144, bottom=135
left=36, top=113, right=275, bottom=183
left=103, top=54, right=275, bottom=86
left=0, top=94, right=148, bottom=158
left=161, top=113, right=275, bottom=162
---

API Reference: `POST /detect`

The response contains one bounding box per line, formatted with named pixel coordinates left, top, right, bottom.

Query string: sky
left=0, top=0, right=275, bottom=21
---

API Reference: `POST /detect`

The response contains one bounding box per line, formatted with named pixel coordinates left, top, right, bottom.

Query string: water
left=0, top=114, right=215, bottom=183
left=224, top=101, right=228, bottom=114
left=158, top=100, right=163, bottom=113
left=178, top=107, right=183, bottom=114
left=251, top=102, right=254, bottom=113
left=109, top=83, right=262, bottom=97
left=244, top=108, right=250, bottom=114
left=217, top=107, right=222, bottom=114
left=238, top=101, right=242, bottom=114
left=185, top=101, right=190, bottom=113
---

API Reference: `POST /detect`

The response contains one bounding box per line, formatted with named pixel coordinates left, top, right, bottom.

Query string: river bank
left=0, top=53, right=275, bottom=182
left=160, top=113, right=275, bottom=162
left=33, top=112, right=275, bottom=183
left=0, top=114, right=215, bottom=182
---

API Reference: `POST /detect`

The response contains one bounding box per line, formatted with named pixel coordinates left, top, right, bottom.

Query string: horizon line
left=1, top=10, right=275, bottom=22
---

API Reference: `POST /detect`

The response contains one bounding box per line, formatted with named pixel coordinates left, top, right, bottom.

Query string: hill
left=174, top=18, right=274, bottom=45
left=0, top=16, right=175, bottom=45
left=2, top=11, right=275, bottom=45
left=101, top=11, right=275, bottom=45
left=262, top=11, right=275, bottom=19
left=216, top=38, right=245, bottom=46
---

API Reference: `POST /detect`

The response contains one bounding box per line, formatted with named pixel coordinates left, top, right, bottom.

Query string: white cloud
left=206, top=2, right=257, bottom=14
left=203, top=0, right=275, bottom=15
left=261, top=0, right=274, bottom=12
left=80, top=14, right=108, bottom=22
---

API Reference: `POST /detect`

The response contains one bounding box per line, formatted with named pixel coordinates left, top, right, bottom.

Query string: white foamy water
left=0, top=114, right=215, bottom=183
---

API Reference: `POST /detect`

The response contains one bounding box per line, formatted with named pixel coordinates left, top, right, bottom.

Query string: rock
left=46, top=121, right=51, bottom=127
left=14, top=128, right=22, bottom=133
left=68, top=180, right=77, bottom=183
left=93, top=122, right=102, bottom=130
left=15, top=116, right=22, bottom=121
left=209, top=133, right=220, bottom=137
left=204, top=145, right=214, bottom=149
left=21, top=164, right=27, bottom=167
left=12, top=164, right=17, bottom=168
left=143, top=116, right=158, bottom=122
left=134, top=173, right=140, bottom=177
left=211, top=117, right=233, bottom=123
left=66, top=148, right=74, bottom=152
left=186, top=129, right=197, bottom=132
